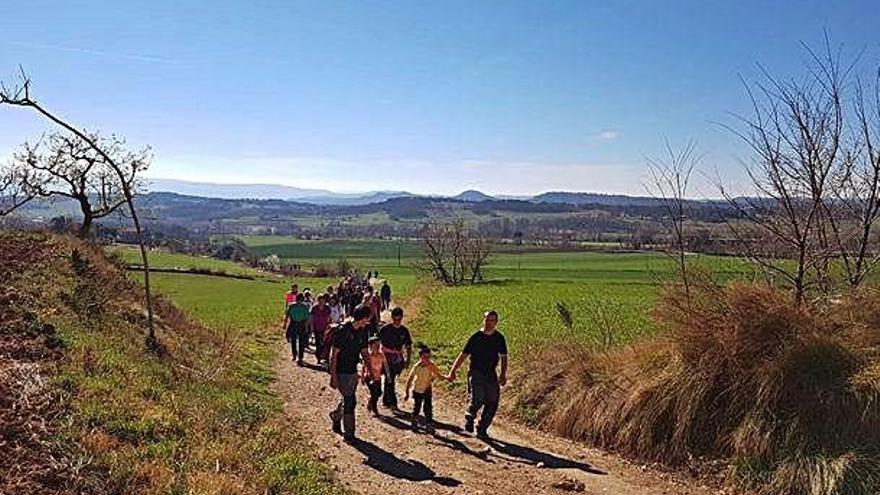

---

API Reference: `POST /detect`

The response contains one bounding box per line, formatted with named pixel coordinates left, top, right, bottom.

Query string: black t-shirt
left=463, top=330, right=508, bottom=378
left=366, top=320, right=379, bottom=339
left=378, top=323, right=412, bottom=351
left=332, top=322, right=368, bottom=374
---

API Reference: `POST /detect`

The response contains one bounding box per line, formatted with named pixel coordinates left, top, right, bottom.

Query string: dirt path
left=274, top=284, right=714, bottom=495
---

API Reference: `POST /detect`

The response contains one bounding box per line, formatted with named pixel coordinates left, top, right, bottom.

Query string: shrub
left=514, top=274, right=880, bottom=495
left=257, top=254, right=281, bottom=272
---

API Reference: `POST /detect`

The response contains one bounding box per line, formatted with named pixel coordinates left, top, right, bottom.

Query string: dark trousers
left=413, top=391, right=433, bottom=422
left=332, top=373, right=359, bottom=438
left=383, top=355, right=405, bottom=408
left=367, top=379, right=382, bottom=410
left=313, top=330, right=325, bottom=361
left=466, top=371, right=500, bottom=431
left=287, top=321, right=308, bottom=361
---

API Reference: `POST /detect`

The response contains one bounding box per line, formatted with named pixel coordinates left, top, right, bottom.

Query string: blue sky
left=1, top=0, right=878, bottom=196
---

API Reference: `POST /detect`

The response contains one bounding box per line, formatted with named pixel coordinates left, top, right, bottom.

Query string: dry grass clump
left=514, top=274, right=880, bottom=495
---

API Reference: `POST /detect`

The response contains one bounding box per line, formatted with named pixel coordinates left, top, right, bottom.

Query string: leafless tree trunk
left=1, top=71, right=157, bottom=345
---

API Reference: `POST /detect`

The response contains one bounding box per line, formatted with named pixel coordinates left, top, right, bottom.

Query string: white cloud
left=9, top=41, right=181, bottom=65
left=592, top=129, right=621, bottom=141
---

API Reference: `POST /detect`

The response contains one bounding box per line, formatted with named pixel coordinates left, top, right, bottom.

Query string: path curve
left=274, top=284, right=714, bottom=495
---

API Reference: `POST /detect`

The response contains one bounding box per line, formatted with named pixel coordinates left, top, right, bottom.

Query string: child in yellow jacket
left=404, top=345, right=450, bottom=433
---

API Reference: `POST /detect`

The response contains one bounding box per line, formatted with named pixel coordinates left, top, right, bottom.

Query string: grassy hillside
left=2, top=232, right=346, bottom=495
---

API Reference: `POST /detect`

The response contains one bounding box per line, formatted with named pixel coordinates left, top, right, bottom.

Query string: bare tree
left=828, top=68, right=880, bottom=287
left=0, top=70, right=157, bottom=346
left=720, top=36, right=880, bottom=304
left=0, top=163, right=36, bottom=216
left=418, top=217, right=493, bottom=285
left=5, top=131, right=144, bottom=238
left=646, top=140, right=699, bottom=296
left=721, top=40, right=850, bottom=303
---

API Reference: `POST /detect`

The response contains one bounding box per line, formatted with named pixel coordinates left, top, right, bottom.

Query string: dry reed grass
left=514, top=273, right=880, bottom=495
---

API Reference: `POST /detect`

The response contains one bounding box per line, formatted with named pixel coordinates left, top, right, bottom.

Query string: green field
left=118, top=242, right=336, bottom=334
left=236, top=236, right=421, bottom=300
left=416, top=251, right=756, bottom=368
left=127, top=238, right=756, bottom=368
left=148, top=273, right=336, bottom=330
left=109, top=245, right=268, bottom=278
left=229, top=237, right=756, bottom=368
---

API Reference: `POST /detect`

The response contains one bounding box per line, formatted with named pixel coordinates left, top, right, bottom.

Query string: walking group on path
left=283, top=273, right=508, bottom=445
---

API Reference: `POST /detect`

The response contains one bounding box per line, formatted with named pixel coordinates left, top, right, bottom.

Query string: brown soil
left=275, top=281, right=718, bottom=495
left=0, top=233, right=100, bottom=495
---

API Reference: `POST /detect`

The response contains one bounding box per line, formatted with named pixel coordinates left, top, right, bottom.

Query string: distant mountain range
left=146, top=178, right=331, bottom=200
left=146, top=178, right=678, bottom=207
left=146, top=178, right=412, bottom=206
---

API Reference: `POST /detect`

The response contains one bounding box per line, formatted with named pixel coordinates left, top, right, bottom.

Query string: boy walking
left=362, top=336, right=386, bottom=415
left=404, top=345, right=449, bottom=433
left=378, top=307, right=412, bottom=410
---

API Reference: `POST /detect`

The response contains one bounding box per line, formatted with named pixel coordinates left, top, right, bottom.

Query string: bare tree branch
left=0, top=70, right=158, bottom=345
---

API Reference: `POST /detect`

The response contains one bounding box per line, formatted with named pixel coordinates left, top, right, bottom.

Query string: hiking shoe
left=343, top=435, right=359, bottom=445
left=476, top=428, right=490, bottom=440
left=329, top=411, right=342, bottom=434
left=464, top=418, right=475, bottom=434
left=425, top=422, right=436, bottom=434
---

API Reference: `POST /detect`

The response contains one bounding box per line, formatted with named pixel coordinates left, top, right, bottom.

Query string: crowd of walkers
left=282, top=272, right=508, bottom=444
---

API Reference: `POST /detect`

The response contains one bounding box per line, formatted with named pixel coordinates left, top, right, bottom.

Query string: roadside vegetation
left=1, top=231, right=347, bottom=495
left=515, top=275, right=880, bottom=495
